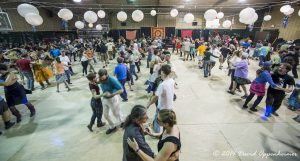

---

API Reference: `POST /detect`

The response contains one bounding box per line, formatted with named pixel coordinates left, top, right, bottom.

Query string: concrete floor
left=0, top=54, right=300, bottom=161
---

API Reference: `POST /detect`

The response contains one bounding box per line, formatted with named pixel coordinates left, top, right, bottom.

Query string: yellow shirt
left=197, top=45, right=206, bottom=56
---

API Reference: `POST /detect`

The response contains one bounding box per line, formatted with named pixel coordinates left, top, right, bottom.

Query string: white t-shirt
left=105, top=42, right=114, bottom=51
left=183, top=41, right=191, bottom=52
left=155, top=78, right=175, bottom=110
left=59, top=55, right=70, bottom=70
left=210, top=48, right=221, bottom=62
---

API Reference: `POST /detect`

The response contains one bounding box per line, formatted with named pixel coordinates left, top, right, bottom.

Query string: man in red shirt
left=16, top=54, right=34, bottom=91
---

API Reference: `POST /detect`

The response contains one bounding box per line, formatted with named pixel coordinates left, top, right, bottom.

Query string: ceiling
left=2, top=0, right=299, bottom=15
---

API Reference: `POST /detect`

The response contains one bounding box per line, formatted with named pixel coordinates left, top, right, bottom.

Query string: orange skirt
left=34, top=67, right=53, bottom=82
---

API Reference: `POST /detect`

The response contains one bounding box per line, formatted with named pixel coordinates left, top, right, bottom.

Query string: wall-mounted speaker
left=121, top=22, right=126, bottom=26
left=192, top=21, right=198, bottom=26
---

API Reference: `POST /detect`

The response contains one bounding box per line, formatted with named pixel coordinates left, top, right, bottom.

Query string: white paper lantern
left=25, top=13, right=43, bottom=26
left=263, top=15, right=272, bottom=21
left=17, top=3, right=39, bottom=17
left=298, top=10, right=300, bottom=16
left=204, top=9, right=218, bottom=21
left=222, top=20, right=232, bottom=28
left=183, top=13, right=194, bottom=23
left=280, top=5, right=291, bottom=13
left=84, top=11, right=98, bottom=24
left=217, top=12, right=224, bottom=19
left=239, top=7, right=256, bottom=20
left=284, top=8, right=294, bottom=15
left=97, top=10, right=106, bottom=18
left=170, top=9, right=179, bottom=17
left=96, top=24, right=103, bottom=30
left=117, top=11, right=127, bottom=22
left=75, top=21, right=84, bottom=29
left=132, top=10, right=144, bottom=22
left=58, top=8, right=73, bottom=21
left=150, top=10, right=157, bottom=16
left=88, top=23, right=93, bottom=28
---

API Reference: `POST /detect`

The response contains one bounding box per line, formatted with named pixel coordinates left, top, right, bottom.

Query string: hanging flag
left=126, top=30, right=137, bottom=40
left=282, top=16, right=289, bottom=28
left=181, top=30, right=192, bottom=38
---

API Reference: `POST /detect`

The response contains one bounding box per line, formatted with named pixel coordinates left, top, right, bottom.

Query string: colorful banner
left=126, top=30, right=136, bottom=40
left=151, top=27, right=165, bottom=38
left=181, top=30, right=192, bottom=38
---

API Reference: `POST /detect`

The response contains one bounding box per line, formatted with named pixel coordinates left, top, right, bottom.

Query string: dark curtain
left=202, top=29, right=210, bottom=42
left=192, top=29, right=201, bottom=40
left=119, top=30, right=126, bottom=38
left=176, top=29, right=181, bottom=37
left=141, top=27, right=151, bottom=38
left=165, top=27, right=175, bottom=37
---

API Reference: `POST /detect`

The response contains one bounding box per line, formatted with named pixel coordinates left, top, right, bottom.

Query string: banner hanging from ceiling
left=126, top=30, right=137, bottom=40
left=151, top=27, right=165, bottom=38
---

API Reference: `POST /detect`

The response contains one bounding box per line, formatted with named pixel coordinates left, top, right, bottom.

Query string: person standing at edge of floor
left=264, top=63, right=295, bottom=117
left=98, top=68, right=125, bottom=134
left=86, top=72, right=106, bottom=132
left=114, top=57, right=129, bottom=102
left=146, top=64, right=175, bottom=133
left=16, top=53, right=35, bottom=91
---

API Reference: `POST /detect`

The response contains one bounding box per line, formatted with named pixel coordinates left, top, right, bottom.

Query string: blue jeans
left=130, top=64, right=138, bottom=84
left=65, top=70, right=72, bottom=83
left=153, top=108, right=161, bottom=133
left=22, top=71, right=34, bottom=90
left=203, top=60, right=210, bottom=77
left=118, top=79, right=127, bottom=100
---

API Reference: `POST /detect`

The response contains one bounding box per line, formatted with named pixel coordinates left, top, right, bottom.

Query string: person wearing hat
left=243, top=62, right=284, bottom=112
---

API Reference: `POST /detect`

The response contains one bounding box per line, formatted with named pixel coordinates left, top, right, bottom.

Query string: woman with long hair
left=53, top=57, right=71, bottom=92
left=0, top=63, right=35, bottom=123
left=127, top=109, right=181, bottom=161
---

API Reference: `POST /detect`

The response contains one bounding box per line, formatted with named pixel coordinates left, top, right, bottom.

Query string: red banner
left=126, top=30, right=136, bottom=40
left=181, top=30, right=192, bottom=38
left=151, top=27, right=165, bottom=38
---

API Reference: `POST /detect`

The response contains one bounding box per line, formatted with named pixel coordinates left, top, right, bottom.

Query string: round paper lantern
left=280, top=5, right=291, bottom=13
left=222, top=20, right=232, bottom=28
left=75, top=21, right=84, bottom=29
left=58, top=8, right=73, bottom=21
left=183, top=13, right=194, bottom=23
left=88, top=23, right=93, bottom=28
left=284, top=8, right=294, bottom=15
left=170, top=9, right=179, bottom=17
left=117, top=11, right=127, bottom=22
left=263, top=15, right=272, bottom=21
left=25, top=13, right=43, bottom=26
left=217, top=12, right=224, bottom=19
left=84, top=11, right=98, bottom=24
left=239, top=7, right=256, bottom=21
left=132, top=10, right=144, bottom=22
left=96, top=24, right=103, bottom=30
left=97, top=10, right=106, bottom=18
left=204, top=9, right=218, bottom=20
left=150, top=10, right=157, bottom=16
left=298, top=10, right=300, bottom=16
left=17, top=3, right=39, bottom=17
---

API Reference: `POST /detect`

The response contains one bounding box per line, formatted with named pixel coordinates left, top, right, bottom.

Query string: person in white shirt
left=105, top=40, right=115, bottom=60
left=131, top=45, right=141, bottom=73
left=210, top=45, right=221, bottom=72
left=147, top=64, right=175, bottom=133
left=59, top=51, right=72, bottom=84
left=183, top=39, right=191, bottom=61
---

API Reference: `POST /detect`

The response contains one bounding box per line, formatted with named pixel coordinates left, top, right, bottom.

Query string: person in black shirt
left=220, top=44, right=231, bottom=69
left=203, top=47, right=219, bottom=77
left=265, top=63, right=294, bottom=117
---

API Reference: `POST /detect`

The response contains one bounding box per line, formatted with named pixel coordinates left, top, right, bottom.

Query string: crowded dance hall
left=0, top=0, right=300, bottom=160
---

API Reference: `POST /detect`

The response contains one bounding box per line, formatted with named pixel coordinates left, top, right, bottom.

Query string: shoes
left=97, top=122, right=106, bottom=127
left=250, top=108, right=258, bottom=112
left=120, top=122, right=125, bottom=128
left=135, top=77, right=138, bottom=81
left=87, top=125, right=93, bottom=132
left=68, top=82, right=72, bottom=84
left=241, top=95, right=248, bottom=99
left=30, top=110, right=36, bottom=117
left=5, top=122, right=15, bottom=129
left=130, top=89, right=134, bottom=91
left=272, top=112, right=279, bottom=117
left=41, top=87, right=46, bottom=90
left=122, top=99, right=128, bottom=102
left=242, top=105, right=248, bottom=109
left=56, top=90, right=60, bottom=93
left=16, top=116, right=22, bottom=123
left=131, top=83, right=134, bottom=85
left=106, top=127, right=117, bottom=135
left=237, top=89, right=242, bottom=93
left=227, top=91, right=234, bottom=95
left=67, top=88, right=71, bottom=92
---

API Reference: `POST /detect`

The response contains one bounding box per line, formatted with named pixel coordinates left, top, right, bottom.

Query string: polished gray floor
left=0, top=54, right=299, bottom=161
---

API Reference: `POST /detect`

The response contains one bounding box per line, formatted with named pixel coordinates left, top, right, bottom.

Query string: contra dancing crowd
left=0, top=34, right=299, bottom=161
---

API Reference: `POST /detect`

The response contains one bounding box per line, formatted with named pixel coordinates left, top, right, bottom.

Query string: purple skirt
left=250, top=82, right=266, bottom=96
